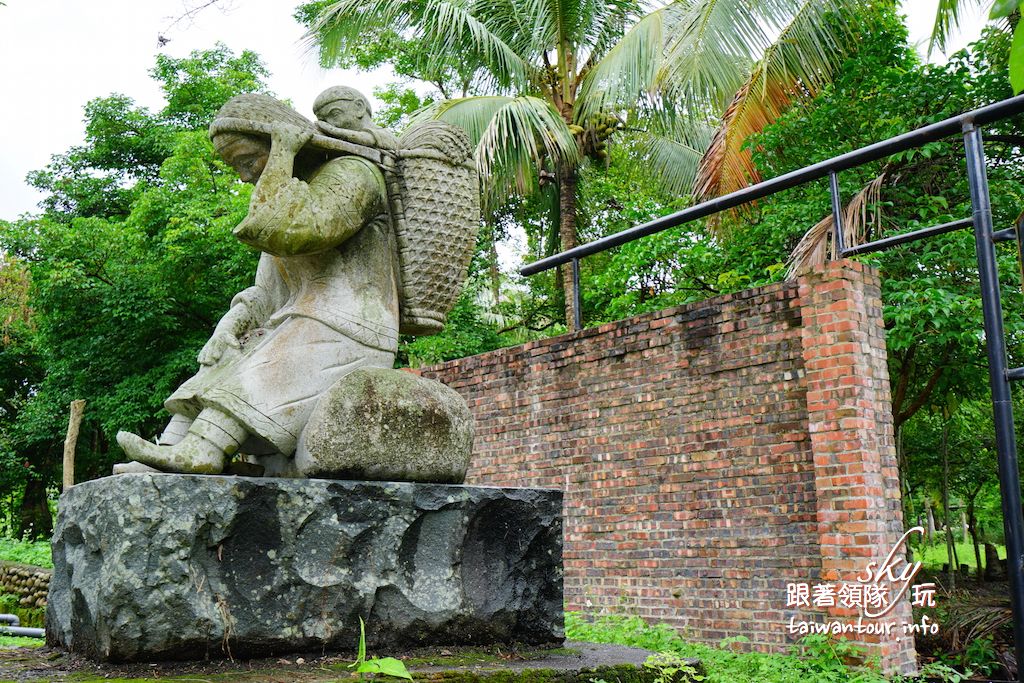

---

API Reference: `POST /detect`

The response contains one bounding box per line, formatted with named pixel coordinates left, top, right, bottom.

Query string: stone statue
left=115, top=89, right=479, bottom=482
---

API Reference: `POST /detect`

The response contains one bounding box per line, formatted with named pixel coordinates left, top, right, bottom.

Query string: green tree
left=0, top=46, right=270, bottom=536
left=299, top=0, right=858, bottom=326
left=930, top=0, right=1022, bottom=93
left=749, top=19, right=1024, bottom=429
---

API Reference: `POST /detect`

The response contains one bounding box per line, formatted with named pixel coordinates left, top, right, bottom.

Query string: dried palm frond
left=786, top=172, right=886, bottom=277
left=693, top=0, right=856, bottom=205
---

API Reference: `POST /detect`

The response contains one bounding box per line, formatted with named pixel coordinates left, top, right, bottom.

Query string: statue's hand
left=198, top=330, right=241, bottom=366
left=270, top=122, right=314, bottom=154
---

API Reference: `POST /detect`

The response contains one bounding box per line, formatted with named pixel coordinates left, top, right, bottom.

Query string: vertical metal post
left=964, top=122, right=1024, bottom=682
left=829, top=171, right=846, bottom=256
left=571, top=258, right=582, bottom=331
left=1016, top=215, right=1024, bottom=292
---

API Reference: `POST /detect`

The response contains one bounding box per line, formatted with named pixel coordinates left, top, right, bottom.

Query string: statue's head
left=210, top=94, right=315, bottom=183
left=313, top=86, right=372, bottom=131
left=213, top=133, right=269, bottom=183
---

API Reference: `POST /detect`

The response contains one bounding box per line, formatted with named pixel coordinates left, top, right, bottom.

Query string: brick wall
left=417, top=260, right=915, bottom=673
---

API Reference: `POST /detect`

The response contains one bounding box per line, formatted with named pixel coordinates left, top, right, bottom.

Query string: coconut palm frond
left=663, top=0, right=850, bottom=111
left=695, top=0, right=854, bottom=201
left=634, top=115, right=715, bottom=197
left=929, top=0, right=988, bottom=54
left=412, top=96, right=517, bottom=144
left=415, top=95, right=580, bottom=205
left=787, top=172, right=887, bottom=277
left=470, top=0, right=546, bottom=64
left=574, top=7, right=669, bottom=120
left=659, top=0, right=758, bottom=111
left=305, top=0, right=533, bottom=87
left=582, top=0, right=645, bottom=69
left=693, top=79, right=772, bottom=201
left=476, top=96, right=581, bottom=195
left=641, top=133, right=706, bottom=197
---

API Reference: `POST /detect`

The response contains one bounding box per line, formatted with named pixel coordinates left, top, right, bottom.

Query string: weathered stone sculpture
left=51, top=89, right=565, bottom=663
left=114, top=90, right=479, bottom=482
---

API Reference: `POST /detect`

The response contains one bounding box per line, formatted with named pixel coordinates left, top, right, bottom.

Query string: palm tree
left=929, top=0, right=1021, bottom=93
left=304, top=0, right=858, bottom=326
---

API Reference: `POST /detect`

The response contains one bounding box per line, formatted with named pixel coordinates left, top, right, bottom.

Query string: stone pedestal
left=46, top=474, right=563, bottom=662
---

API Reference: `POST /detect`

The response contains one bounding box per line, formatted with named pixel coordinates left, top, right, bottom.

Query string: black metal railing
left=520, top=93, right=1024, bottom=679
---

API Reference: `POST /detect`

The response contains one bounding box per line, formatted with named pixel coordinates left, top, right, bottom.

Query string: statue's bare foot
left=116, top=431, right=227, bottom=474
left=112, top=461, right=162, bottom=475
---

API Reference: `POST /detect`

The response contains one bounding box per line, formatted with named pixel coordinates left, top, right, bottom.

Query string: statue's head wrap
left=209, top=94, right=327, bottom=178
left=209, top=93, right=315, bottom=142
left=313, top=86, right=372, bottom=121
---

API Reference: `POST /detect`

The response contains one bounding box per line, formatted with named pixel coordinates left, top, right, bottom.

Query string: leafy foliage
left=0, top=537, right=51, bottom=568
left=565, top=613, right=895, bottom=683
left=0, top=46, right=269, bottom=534
left=738, top=15, right=1024, bottom=428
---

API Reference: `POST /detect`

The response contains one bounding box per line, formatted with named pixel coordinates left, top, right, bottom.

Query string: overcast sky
left=0, top=0, right=990, bottom=221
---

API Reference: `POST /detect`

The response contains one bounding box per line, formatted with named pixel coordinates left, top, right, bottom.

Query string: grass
left=0, top=634, right=43, bottom=648
left=565, top=613, right=895, bottom=683
left=565, top=612, right=986, bottom=682
left=0, top=537, right=51, bottom=568
left=914, top=539, right=1004, bottom=571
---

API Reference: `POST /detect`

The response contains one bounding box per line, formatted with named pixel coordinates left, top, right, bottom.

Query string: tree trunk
left=557, top=164, right=579, bottom=329
left=925, top=499, right=937, bottom=540
left=985, top=542, right=1004, bottom=580
left=18, top=476, right=52, bottom=539
left=63, top=399, right=86, bottom=492
left=488, top=231, right=502, bottom=307
left=896, top=426, right=913, bottom=528
left=967, top=496, right=983, bottom=579
left=942, top=421, right=955, bottom=590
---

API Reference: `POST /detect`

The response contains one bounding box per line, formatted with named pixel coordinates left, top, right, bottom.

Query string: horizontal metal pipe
left=1007, top=367, right=1024, bottom=381
left=993, top=227, right=1019, bottom=243
left=0, top=625, right=44, bottom=638
left=521, top=93, right=1024, bottom=276
left=840, top=218, right=974, bottom=256
left=0, top=614, right=19, bottom=627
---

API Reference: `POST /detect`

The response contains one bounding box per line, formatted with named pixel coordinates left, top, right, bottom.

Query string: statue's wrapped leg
left=157, top=413, right=193, bottom=445
left=116, top=408, right=246, bottom=474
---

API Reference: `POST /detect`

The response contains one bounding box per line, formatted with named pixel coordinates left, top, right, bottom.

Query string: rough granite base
left=46, top=474, right=564, bottom=662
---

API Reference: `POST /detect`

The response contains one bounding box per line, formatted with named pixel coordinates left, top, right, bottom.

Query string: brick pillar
left=797, top=260, right=917, bottom=674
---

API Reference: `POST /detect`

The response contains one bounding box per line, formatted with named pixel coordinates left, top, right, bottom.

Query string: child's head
left=313, top=86, right=372, bottom=130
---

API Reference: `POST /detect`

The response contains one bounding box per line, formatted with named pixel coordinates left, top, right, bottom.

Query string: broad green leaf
left=989, top=0, right=1019, bottom=19
left=358, top=657, right=414, bottom=680
left=1011, top=20, right=1024, bottom=94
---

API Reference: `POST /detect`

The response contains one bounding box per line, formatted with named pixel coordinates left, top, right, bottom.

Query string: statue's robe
left=166, top=156, right=399, bottom=455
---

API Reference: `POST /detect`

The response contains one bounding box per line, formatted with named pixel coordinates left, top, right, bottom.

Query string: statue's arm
left=197, top=253, right=286, bottom=366
left=233, top=125, right=385, bottom=257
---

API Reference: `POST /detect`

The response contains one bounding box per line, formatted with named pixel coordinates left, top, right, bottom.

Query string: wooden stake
left=62, top=400, right=86, bottom=492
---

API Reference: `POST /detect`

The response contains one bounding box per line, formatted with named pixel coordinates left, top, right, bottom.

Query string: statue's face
left=318, top=98, right=367, bottom=130
left=215, top=133, right=271, bottom=183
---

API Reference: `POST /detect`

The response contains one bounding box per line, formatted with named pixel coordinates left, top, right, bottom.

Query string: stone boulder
left=46, top=474, right=563, bottom=662
left=295, top=368, right=473, bottom=483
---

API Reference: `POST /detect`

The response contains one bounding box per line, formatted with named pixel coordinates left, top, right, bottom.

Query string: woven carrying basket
left=389, top=122, right=479, bottom=336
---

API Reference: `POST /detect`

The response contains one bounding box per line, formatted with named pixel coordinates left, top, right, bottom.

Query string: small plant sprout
left=350, top=617, right=413, bottom=680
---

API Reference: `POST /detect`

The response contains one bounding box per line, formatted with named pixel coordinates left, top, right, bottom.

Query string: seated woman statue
left=116, top=92, right=399, bottom=475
